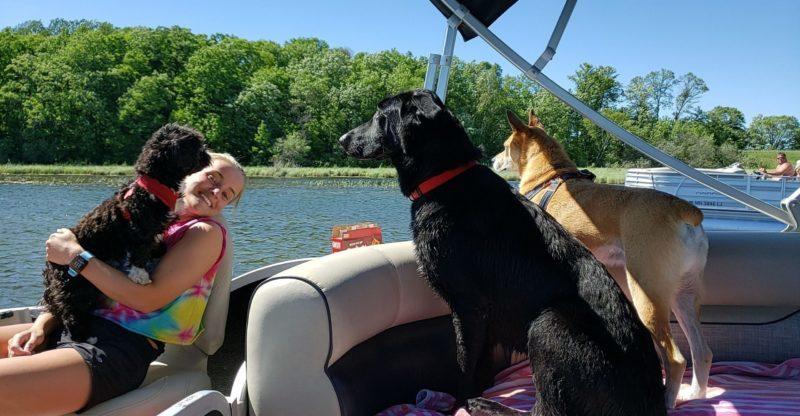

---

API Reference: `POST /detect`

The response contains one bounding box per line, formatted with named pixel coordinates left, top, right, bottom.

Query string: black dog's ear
left=507, top=110, right=527, bottom=132
left=378, top=95, right=397, bottom=111
left=412, top=90, right=444, bottom=118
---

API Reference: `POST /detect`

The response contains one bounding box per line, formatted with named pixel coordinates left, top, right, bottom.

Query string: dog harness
left=409, top=161, right=478, bottom=201
left=119, top=175, right=179, bottom=220
left=523, top=169, right=596, bottom=210
left=94, top=217, right=227, bottom=345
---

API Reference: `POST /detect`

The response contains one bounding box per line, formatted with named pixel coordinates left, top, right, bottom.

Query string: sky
left=1, top=0, right=798, bottom=122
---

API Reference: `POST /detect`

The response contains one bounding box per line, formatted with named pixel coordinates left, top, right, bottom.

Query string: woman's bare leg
left=0, top=347, right=91, bottom=415
left=0, top=323, right=34, bottom=358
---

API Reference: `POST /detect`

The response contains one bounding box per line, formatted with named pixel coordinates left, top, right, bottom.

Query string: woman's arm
left=6, top=312, right=58, bottom=357
left=46, top=223, right=223, bottom=313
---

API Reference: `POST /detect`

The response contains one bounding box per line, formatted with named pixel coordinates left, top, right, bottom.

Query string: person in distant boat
left=758, top=152, right=795, bottom=177
left=0, top=152, right=245, bottom=416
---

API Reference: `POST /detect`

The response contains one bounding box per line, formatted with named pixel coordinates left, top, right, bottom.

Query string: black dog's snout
left=339, top=133, right=352, bottom=148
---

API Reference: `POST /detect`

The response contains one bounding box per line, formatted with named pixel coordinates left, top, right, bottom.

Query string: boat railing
left=625, top=169, right=800, bottom=213
left=427, top=0, right=797, bottom=230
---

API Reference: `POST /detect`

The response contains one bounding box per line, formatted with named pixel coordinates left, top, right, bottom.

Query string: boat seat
left=68, top=216, right=234, bottom=416
left=244, top=233, right=800, bottom=416
left=246, top=241, right=455, bottom=416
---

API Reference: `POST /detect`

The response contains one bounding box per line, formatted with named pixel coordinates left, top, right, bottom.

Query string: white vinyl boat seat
left=246, top=241, right=463, bottom=416
left=71, top=216, right=234, bottom=416
left=245, top=233, right=800, bottom=416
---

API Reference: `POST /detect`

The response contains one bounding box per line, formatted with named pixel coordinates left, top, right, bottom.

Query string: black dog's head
left=134, top=123, right=211, bottom=190
left=339, top=89, right=481, bottom=195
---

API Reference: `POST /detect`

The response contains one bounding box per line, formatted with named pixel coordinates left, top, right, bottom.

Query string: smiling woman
left=0, top=150, right=247, bottom=415
left=179, top=152, right=247, bottom=217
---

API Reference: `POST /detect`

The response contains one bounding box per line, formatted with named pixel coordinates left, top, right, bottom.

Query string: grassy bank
left=741, top=150, right=800, bottom=169
left=0, top=164, right=629, bottom=184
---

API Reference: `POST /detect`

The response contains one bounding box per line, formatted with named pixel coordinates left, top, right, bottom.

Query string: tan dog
left=493, top=110, right=712, bottom=408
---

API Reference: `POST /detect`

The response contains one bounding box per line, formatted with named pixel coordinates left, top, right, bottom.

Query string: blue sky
left=1, top=0, right=798, bottom=122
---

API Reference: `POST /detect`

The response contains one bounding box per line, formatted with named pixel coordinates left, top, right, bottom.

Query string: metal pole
left=533, top=0, right=577, bottom=71
left=435, top=0, right=793, bottom=226
left=424, top=54, right=441, bottom=91
left=435, top=16, right=460, bottom=102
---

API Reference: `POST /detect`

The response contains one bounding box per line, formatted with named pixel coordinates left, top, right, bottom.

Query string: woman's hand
left=45, top=228, right=83, bottom=265
left=7, top=326, right=46, bottom=357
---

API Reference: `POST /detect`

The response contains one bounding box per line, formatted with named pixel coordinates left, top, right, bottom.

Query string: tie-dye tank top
left=94, top=217, right=227, bottom=345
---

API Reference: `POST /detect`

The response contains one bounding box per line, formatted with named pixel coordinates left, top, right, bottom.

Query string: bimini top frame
left=425, top=0, right=798, bottom=231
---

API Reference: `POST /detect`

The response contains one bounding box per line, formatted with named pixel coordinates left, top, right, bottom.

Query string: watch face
left=70, top=255, right=88, bottom=274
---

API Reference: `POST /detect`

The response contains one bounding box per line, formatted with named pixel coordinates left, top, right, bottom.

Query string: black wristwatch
left=68, top=251, right=95, bottom=277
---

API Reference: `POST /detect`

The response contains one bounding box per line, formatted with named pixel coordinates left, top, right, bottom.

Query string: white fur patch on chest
left=127, top=266, right=152, bottom=285
left=590, top=242, right=627, bottom=269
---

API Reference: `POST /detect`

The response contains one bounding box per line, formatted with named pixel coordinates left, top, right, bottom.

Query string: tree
left=705, top=106, right=746, bottom=148
left=623, top=75, right=653, bottom=126
left=746, top=115, right=800, bottom=150
left=624, top=69, right=679, bottom=127
left=663, top=121, right=739, bottom=167
left=233, top=70, right=288, bottom=163
left=117, top=73, right=175, bottom=162
left=672, top=73, right=708, bottom=121
left=251, top=121, right=273, bottom=165
left=645, top=69, right=678, bottom=120
left=272, top=131, right=310, bottom=166
left=567, top=63, right=623, bottom=166
left=286, top=45, right=354, bottom=164
left=569, top=63, right=621, bottom=111
left=173, top=37, right=275, bottom=161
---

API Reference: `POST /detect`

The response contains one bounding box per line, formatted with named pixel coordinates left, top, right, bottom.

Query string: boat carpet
left=376, top=359, right=800, bottom=416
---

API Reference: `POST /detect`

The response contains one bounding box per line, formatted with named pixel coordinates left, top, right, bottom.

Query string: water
left=0, top=177, right=412, bottom=308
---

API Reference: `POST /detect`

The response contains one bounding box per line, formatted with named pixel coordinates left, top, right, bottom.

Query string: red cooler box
left=331, top=223, right=383, bottom=253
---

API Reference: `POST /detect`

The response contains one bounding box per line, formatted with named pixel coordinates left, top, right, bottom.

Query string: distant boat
left=625, top=166, right=800, bottom=231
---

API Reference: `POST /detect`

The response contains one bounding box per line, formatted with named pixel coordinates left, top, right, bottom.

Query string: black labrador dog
left=340, top=90, right=666, bottom=415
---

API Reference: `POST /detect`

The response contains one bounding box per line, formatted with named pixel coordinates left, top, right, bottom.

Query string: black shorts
left=48, top=315, right=165, bottom=412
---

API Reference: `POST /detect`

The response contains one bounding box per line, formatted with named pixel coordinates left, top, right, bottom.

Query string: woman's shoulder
left=166, top=217, right=225, bottom=249
left=185, top=218, right=225, bottom=239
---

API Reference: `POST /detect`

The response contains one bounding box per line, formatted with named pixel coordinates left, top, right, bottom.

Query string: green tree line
left=1, top=20, right=798, bottom=167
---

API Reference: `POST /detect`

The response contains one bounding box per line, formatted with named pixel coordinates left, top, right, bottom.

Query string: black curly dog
left=41, top=124, right=210, bottom=341
left=340, top=90, right=666, bottom=415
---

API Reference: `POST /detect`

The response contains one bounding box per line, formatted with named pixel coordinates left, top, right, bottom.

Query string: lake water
left=0, top=175, right=777, bottom=308
left=0, top=177, right=414, bottom=308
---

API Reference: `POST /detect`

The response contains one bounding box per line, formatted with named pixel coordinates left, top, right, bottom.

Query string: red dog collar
left=120, top=175, right=179, bottom=220
left=409, top=161, right=478, bottom=201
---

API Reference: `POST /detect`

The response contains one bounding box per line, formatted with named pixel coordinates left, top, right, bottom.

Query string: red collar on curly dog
left=409, top=160, right=478, bottom=201
left=120, top=175, right=179, bottom=220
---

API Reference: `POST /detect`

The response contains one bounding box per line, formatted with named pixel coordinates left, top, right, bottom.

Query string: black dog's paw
left=467, top=398, right=527, bottom=415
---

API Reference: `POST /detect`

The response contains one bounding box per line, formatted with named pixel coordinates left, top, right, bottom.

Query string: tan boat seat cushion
left=246, top=241, right=450, bottom=416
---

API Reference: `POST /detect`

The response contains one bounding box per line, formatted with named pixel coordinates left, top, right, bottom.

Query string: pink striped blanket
left=376, top=359, right=800, bottom=416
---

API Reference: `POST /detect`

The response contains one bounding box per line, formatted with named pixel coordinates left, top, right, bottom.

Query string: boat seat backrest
left=246, top=241, right=450, bottom=416
left=193, top=215, right=235, bottom=355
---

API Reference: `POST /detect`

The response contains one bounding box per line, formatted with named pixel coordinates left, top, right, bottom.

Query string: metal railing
left=428, top=0, right=795, bottom=229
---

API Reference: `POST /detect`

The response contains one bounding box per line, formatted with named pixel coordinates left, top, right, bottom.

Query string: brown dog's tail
left=672, top=198, right=704, bottom=227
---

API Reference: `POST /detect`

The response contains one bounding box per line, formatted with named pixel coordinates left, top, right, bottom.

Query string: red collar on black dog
left=409, top=161, right=478, bottom=201
left=120, top=175, right=179, bottom=220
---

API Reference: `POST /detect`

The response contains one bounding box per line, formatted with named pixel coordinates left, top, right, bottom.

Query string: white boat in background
left=625, top=168, right=800, bottom=231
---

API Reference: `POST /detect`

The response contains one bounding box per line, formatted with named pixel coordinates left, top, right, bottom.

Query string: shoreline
left=0, top=166, right=628, bottom=184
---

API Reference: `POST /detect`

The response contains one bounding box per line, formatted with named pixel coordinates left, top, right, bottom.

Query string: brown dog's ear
left=528, top=110, right=544, bottom=129
left=506, top=110, right=527, bottom=132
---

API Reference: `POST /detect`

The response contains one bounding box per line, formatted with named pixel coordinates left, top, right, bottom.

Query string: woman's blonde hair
left=209, top=152, right=246, bottom=207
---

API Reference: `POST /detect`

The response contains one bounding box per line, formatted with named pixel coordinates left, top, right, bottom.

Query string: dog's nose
left=339, top=133, right=352, bottom=148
